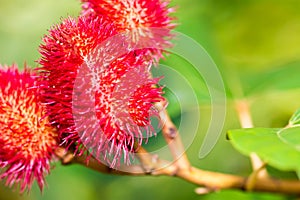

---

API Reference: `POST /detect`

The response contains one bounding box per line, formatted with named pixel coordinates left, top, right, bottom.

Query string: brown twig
left=235, top=99, right=269, bottom=180
left=156, top=101, right=190, bottom=170
left=55, top=147, right=145, bottom=175
left=55, top=147, right=300, bottom=194
left=55, top=100, right=300, bottom=195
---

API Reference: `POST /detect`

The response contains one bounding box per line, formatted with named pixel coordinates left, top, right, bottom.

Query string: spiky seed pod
left=75, top=53, right=164, bottom=166
left=39, top=16, right=117, bottom=152
left=81, top=0, right=176, bottom=62
left=39, top=16, right=164, bottom=167
left=0, top=65, right=57, bottom=192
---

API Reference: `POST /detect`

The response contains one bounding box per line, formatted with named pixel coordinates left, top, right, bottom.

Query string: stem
left=235, top=100, right=254, bottom=128
left=156, top=101, right=190, bottom=170
left=64, top=151, right=300, bottom=194
left=235, top=99, right=268, bottom=178
left=55, top=101, right=300, bottom=195
left=55, top=147, right=145, bottom=175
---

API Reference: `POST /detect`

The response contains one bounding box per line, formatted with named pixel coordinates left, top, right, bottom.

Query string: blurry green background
left=1, top=0, right=300, bottom=199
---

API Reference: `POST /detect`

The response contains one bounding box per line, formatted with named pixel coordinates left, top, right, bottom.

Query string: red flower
left=0, top=65, right=57, bottom=192
left=39, top=16, right=164, bottom=167
left=81, top=0, right=176, bottom=62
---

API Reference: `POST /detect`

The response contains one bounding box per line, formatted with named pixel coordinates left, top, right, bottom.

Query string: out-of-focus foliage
left=201, top=190, right=295, bottom=200
left=0, top=0, right=300, bottom=199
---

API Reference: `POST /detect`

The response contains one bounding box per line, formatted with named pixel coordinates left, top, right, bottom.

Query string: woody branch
left=55, top=99, right=300, bottom=195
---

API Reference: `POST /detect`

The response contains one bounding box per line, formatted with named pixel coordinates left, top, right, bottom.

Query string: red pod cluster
left=0, top=0, right=175, bottom=192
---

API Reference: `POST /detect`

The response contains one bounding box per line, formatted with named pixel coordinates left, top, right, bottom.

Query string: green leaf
left=201, top=190, right=292, bottom=200
left=278, top=127, right=300, bottom=151
left=289, top=109, right=300, bottom=126
left=227, top=128, right=300, bottom=171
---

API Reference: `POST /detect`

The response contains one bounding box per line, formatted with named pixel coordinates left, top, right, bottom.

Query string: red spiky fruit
left=39, top=15, right=164, bottom=167
left=0, top=65, right=57, bottom=192
left=81, top=0, right=176, bottom=62
left=39, top=16, right=117, bottom=151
